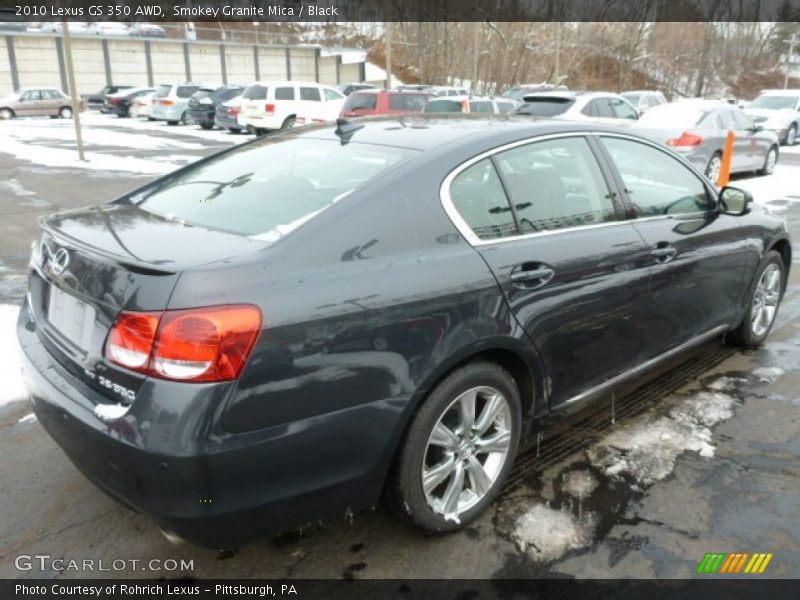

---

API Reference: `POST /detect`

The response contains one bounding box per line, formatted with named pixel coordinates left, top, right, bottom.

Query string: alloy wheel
left=787, top=126, right=797, bottom=146
left=764, top=148, right=777, bottom=175
left=751, top=263, right=781, bottom=337
left=59, top=107, right=72, bottom=119
left=421, top=386, right=512, bottom=522
left=0, top=108, right=12, bottom=120
left=706, top=155, right=722, bottom=183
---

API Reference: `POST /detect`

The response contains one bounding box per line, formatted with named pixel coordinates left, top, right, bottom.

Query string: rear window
left=423, top=100, right=461, bottom=113
left=300, top=87, right=321, bottom=101
left=343, top=93, right=377, bottom=111
left=135, top=139, right=414, bottom=240
left=155, top=85, right=171, bottom=98
left=275, top=87, right=295, bottom=100
left=177, top=86, right=199, bottom=99
left=243, top=84, right=268, bottom=100
left=469, top=101, right=494, bottom=114
left=514, top=98, right=574, bottom=117
left=388, top=94, right=428, bottom=111
left=192, top=88, right=215, bottom=100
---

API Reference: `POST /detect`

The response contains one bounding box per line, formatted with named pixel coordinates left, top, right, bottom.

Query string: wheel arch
left=769, top=237, right=792, bottom=292
left=0, top=106, right=16, bottom=117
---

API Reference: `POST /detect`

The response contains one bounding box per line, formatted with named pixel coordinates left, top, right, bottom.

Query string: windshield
left=134, top=138, right=414, bottom=240
left=343, top=93, right=378, bottom=111
left=514, top=98, right=574, bottom=117
left=749, top=95, right=798, bottom=110
left=423, top=100, right=462, bottom=113
left=636, top=104, right=709, bottom=128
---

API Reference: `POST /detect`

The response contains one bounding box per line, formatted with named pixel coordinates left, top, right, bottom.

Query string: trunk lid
left=29, top=204, right=267, bottom=404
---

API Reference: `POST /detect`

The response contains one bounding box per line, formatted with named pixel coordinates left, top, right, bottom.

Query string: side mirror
left=719, top=186, right=752, bottom=216
left=753, top=124, right=764, bottom=132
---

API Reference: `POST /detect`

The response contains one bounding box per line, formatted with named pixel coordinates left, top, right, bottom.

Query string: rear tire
left=0, top=107, right=14, bottom=120
left=387, top=361, right=522, bottom=533
left=704, top=152, right=722, bottom=183
left=728, top=251, right=784, bottom=348
left=784, top=124, right=797, bottom=146
left=758, top=146, right=778, bottom=176
left=167, top=120, right=178, bottom=126
left=281, top=116, right=296, bottom=130
left=59, top=106, right=73, bottom=119
left=180, top=111, right=189, bottom=125
left=200, top=122, right=214, bottom=130
left=229, top=127, right=242, bottom=134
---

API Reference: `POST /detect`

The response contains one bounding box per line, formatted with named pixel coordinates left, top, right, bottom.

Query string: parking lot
left=1, top=113, right=799, bottom=580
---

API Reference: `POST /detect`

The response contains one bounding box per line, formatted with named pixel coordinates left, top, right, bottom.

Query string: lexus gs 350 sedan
left=17, top=117, right=791, bottom=548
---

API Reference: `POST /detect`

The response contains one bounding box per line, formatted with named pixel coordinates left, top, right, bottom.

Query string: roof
left=291, top=115, right=645, bottom=152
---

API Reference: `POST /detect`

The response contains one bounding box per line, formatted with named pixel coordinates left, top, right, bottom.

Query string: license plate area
left=46, top=285, right=95, bottom=353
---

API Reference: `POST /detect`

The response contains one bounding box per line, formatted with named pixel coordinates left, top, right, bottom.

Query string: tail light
left=110, top=98, right=120, bottom=105
left=666, top=132, right=704, bottom=147
left=106, top=305, right=262, bottom=383
left=230, top=107, right=240, bottom=117
left=462, top=99, right=470, bottom=113
left=161, top=99, right=174, bottom=107
left=264, top=103, right=275, bottom=115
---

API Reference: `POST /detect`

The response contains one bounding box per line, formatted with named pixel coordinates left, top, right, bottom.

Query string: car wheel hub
left=751, top=263, right=780, bottom=337
left=422, top=386, right=512, bottom=522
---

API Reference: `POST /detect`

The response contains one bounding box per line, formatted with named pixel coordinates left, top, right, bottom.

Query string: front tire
left=784, top=124, right=797, bottom=146
left=59, top=106, right=73, bottom=119
left=200, top=121, right=214, bottom=130
left=705, top=152, right=722, bottom=183
left=729, top=251, right=784, bottom=348
left=758, top=146, right=778, bottom=176
left=388, top=361, right=522, bottom=532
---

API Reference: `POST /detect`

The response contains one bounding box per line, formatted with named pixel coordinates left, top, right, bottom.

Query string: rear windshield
left=212, top=87, right=242, bottom=103
left=514, top=98, right=574, bottom=117
left=243, top=84, right=268, bottom=100
left=155, top=84, right=171, bottom=98
left=423, top=100, right=461, bottom=113
left=343, top=93, right=377, bottom=111
left=176, top=86, right=199, bottom=98
left=637, top=105, right=709, bottom=128
left=134, top=139, right=414, bottom=240
left=192, top=88, right=215, bottom=100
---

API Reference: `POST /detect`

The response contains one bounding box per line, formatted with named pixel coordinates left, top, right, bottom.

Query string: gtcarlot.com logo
left=696, top=552, right=773, bottom=574
left=15, top=554, right=194, bottom=572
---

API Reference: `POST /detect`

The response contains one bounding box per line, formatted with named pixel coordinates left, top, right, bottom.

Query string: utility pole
left=61, top=21, right=85, bottom=162
left=472, top=22, right=480, bottom=94
left=554, top=22, right=561, bottom=84
left=384, top=22, right=392, bottom=89
left=785, top=33, right=799, bottom=89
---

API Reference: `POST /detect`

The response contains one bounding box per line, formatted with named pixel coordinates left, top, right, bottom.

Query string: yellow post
left=717, top=130, right=735, bottom=187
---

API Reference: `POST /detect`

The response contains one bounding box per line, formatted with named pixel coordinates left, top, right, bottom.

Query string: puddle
left=493, top=366, right=785, bottom=568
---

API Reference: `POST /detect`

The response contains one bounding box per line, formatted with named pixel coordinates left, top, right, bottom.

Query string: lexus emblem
left=50, top=247, right=70, bottom=276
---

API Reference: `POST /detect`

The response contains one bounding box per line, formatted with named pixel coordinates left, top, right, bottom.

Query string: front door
left=446, top=135, right=652, bottom=408
left=597, top=135, right=748, bottom=359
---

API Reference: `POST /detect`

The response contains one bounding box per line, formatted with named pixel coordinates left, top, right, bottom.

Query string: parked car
left=238, top=81, right=345, bottom=135
left=395, top=84, right=434, bottom=92
left=633, top=100, right=780, bottom=180
left=17, top=118, right=790, bottom=548
left=339, top=90, right=429, bottom=118
left=128, top=23, right=166, bottom=38
left=0, top=21, right=27, bottom=32
left=621, top=90, right=668, bottom=114
left=513, top=91, right=640, bottom=123
left=187, top=85, right=245, bottom=129
left=423, top=96, right=518, bottom=114
left=744, top=89, right=800, bottom=146
left=39, top=22, right=90, bottom=35
left=87, top=22, right=129, bottom=36
left=82, top=85, right=134, bottom=109
left=336, top=83, right=375, bottom=96
left=102, top=87, right=156, bottom=117
left=0, top=88, right=82, bottom=120
left=499, top=83, right=568, bottom=101
left=129, top=91, right=156, bottom=118
left=214, top=95, right=244, bottom=133
left=427, top=86, right=471, bottom=97
left=149, top=82, right=206, bottom=125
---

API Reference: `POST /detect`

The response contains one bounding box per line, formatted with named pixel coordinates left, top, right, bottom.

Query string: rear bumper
left=187, top=108, right=214, bottom=124
left=16, top=301, right=396, bottom=548
left=150, top=105, right=184, bottom=121
left=214, top=115, right=240, bottom=130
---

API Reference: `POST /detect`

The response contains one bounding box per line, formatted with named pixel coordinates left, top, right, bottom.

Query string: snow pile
left=0, top=178, right=35, bottom=197
left=512, top=504, right=595, bottom=561
left=0, top=304, right=27, bottom=407
left=752, top=366, right=784, bottom=383
left=587, top=391, right=737, bottom=485
left=561, top=469, right=599, bottom=501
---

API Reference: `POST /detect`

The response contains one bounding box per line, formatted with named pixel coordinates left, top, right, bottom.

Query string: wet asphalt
left=0, top=115, right=798, bottom=580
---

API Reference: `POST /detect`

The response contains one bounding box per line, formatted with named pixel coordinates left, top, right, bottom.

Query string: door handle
left=651, top=244, right=677, bottom=263
left=510, top=265, right=555, bottom=287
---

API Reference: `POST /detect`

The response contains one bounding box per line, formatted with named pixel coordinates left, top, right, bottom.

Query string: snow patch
left=587, top=391, right=736, bottom=485
left=0, top=178, right=35, bottom=196
left=512, top=504, right=595, bottom=561
left=561, top=470, right=598, bottom=501
left=18, top=413, right=37, bottom=424
left=752, top=366, right=784, bottom=383
left=0, top=304, right=27, bottom=407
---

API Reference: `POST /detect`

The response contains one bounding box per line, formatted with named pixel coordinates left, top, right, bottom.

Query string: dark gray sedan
left=17, top=117, right=791, bottom=548
left=633, top=100, right=780, bottom=182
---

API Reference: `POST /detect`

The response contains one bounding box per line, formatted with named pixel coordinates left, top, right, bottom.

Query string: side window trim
left=441, top=133, right=630, bottom=247
left=593, top=133, right=718, bottom=219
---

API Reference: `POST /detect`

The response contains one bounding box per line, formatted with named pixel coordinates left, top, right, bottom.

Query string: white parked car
left=621, top=90, right=668, bottom=114
left=40, top=22, right=90, bottom=35
left=238, top=81, right=345, bottom=134
left=129, top=91, right=156, bottom=117
left=745, top=89, right=800, bottom=146
left=87, top=22, right=130, bottom=36
left=514, top=91, right=640, bottom=124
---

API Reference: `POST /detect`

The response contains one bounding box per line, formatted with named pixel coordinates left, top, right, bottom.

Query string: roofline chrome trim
left=558, top=324, right=729, bottom=410
left=439, top=129, right=716, bottom=248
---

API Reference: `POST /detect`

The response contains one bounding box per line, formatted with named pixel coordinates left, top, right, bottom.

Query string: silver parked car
left=621, top=90, right=668, bottom=114
left=633, top=100, right=780, bottom=181
left=0, top=88, right=83, bottom=120
left=744, top=89, right=800, bottom=146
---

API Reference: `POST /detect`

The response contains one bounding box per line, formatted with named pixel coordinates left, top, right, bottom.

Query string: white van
left=238, top=81, right=346, bottom=134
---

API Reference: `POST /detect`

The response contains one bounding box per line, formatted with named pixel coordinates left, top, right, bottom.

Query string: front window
left=423, top=100, right=461, bottom=113
left=134, top=139, right=414, bottom=241
left=601, top=137, right=712, bottom=217
left=300, top=87, right=321, bottom=101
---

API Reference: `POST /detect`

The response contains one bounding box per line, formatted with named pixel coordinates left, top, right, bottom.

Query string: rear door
left=717, top=110, right=752, bottom=171
left=17, top=90, right=41, bottom=116
left=731, top=110, right=770, bottom=170
left=597, top=134, right=748, bottom=359
left=445, top=135, right=651, bottom=408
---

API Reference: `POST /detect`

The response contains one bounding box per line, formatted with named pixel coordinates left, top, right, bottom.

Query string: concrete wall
left=0, top=33, right=366, bottom=95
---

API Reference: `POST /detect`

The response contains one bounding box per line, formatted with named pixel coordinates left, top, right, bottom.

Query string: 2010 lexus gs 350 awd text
left=17, top=117, right=791, bottom=548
